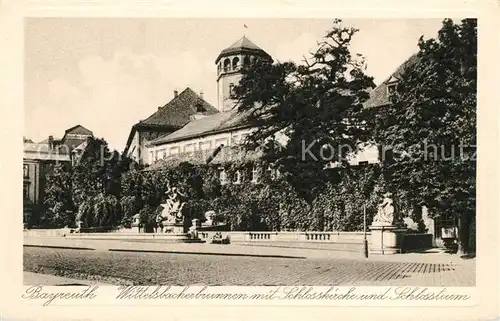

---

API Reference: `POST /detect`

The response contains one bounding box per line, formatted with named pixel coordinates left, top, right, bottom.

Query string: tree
left=232, top=19, right=375, bottom=199
left=369, top=19, right=477, bottom=254
left=42, top=137, right=129, bottom=228
left=72, top=137, right=123, bottom=206
left=43, top=163, right=75, bottom=227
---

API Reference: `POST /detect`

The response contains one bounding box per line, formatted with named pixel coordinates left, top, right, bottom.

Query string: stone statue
left=159, top=186, right=186, bottom=224
left=373, top=192, right=397, bottom=226
left=204, top=210, right=216, bottom=226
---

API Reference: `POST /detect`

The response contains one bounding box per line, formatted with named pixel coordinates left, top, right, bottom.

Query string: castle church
left=125, top=35, right=379, bottom=173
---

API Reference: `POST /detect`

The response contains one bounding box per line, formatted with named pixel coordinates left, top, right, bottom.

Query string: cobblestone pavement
left=23, top=271, right=114, bottom=286
left=24, top=245, right=475, bottom=286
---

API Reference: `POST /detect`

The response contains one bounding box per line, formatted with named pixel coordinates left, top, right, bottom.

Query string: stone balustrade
left=198, top=231, right=371, bottom=243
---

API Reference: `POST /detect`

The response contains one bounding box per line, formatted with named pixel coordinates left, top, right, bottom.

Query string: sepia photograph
left=22, top=17, right=477, bottom=288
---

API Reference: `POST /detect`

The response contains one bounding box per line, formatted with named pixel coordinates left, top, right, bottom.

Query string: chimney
left=174, top=90, right=178, bottom=98
left=200, top=90, right=204, bottom=100
left=48, top=135, right=54, bottom=150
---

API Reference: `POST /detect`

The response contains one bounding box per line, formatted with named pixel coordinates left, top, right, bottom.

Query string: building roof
left=144, top=145, right=262, bottom=170
left=363, top=54, right=419, bottom=108
left=64, top=125, right=93, bottom=136
left=124, top=87, right=219, bottom=153
left=142, top=88, right=218, bottom=127
left=23, top=142, right=71, bottom=161
left=147, top=108, right=252, bottom=146
left=59, top=125, right=93, bottom=152
left=215, top=36, right=272, bottom=64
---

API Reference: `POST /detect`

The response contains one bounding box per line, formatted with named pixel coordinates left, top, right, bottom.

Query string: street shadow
left=108, top=248, right=306, bottom=259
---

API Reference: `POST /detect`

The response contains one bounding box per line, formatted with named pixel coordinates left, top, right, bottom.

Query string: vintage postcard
left=0, top=0, right=498, bottom=320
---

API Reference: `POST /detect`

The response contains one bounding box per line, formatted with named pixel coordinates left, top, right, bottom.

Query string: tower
left=215, top=36, right=273, bottom=112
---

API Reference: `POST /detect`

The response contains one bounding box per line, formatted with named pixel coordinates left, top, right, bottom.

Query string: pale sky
left=25, top=18, right=444, bottom=152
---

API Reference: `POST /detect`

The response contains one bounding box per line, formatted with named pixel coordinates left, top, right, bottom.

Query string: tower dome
left=215, top=36, right=272, bottom=112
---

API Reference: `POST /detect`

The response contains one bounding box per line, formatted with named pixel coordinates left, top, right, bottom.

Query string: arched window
left=223, top=58, right=231, bottom=72
left=232, top=57, right=240, bottom=70
left=243, top=56, right=250, bottom=66
left=218, top=62, right=221, bottom=73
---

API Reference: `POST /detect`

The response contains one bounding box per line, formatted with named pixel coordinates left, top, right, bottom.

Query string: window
left=23, top=183, right=29, bottom=199
left=251, top=166, right=260, bottom=184
left=229, top=83, right=235, bottom=97
left=223, top=58, right=231, bottom=72
left=184, top=144, right=195, bottom=153
left=219, top=169, right=228, bottom=185
left=199, top=141, right=212, bottom=151
left=170, top=146, right=180, bottom=155
left=243, top=56, right=250, bottom=66
left=267, top=167, right=280, bottom=180
left=215, top=137, right=229, bottom=149
left=232, top=57, right=240, bottom=70
left=155, top=150, right=161, bottom=161
left=231, top=135, right=239, bottom=145
left=387, top=83, right=397, bottom=101
left=196, top=102, right=205, bottom=113
left=233, top=170, right=241, bottom=184
left=162, top=149, right=167, bottom=159
left=23, top=164, right=29, bottom=178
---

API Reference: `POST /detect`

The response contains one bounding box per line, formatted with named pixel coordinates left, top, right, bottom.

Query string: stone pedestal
left=369, top=225, right=407, bottom=254
left=164, top=223, right=184, bottom=234
left=192, top=219, right=201, bottom=229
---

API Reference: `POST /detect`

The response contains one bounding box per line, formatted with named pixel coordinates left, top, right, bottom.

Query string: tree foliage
left=42, top=163, right=74, bottom=227
left=232, top=19, right=375, bottom=197
left=43, top=137, right=127, bottom=228
left=369, top=19, right=477, bottom=252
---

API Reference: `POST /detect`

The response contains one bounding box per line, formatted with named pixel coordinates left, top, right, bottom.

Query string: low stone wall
left=65, top=232, right=203, bottom=243
left=23, top=228, right=72, bottom=237
left=198, top=231, right=370, bottom=243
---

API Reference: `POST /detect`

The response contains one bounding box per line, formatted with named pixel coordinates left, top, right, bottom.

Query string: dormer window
left=387, top=83, right=397, bottom=99
left=386, top=75, right=399, bottom=102
left=196, top=102, right=205, bottom=113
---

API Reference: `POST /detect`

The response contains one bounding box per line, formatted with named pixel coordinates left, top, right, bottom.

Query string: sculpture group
left=158, top=185, right=187, bottom=227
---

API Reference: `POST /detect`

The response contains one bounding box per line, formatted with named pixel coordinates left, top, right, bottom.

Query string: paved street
left=24, top=239, right=475, bottom=286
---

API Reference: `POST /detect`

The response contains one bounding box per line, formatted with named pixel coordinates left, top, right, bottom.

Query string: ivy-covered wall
left=119, top=162, right=396, bottom=232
